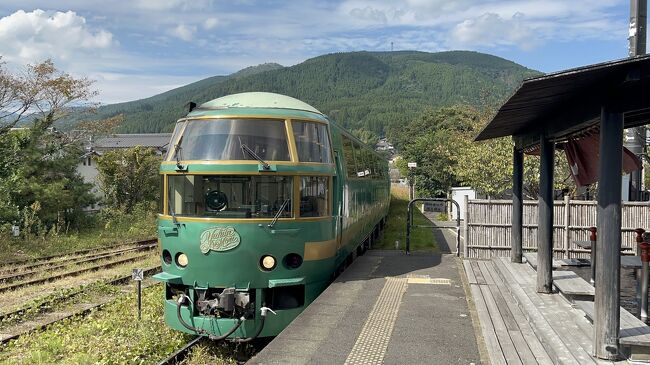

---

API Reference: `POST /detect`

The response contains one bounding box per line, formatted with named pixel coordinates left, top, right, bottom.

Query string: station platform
left=249, top=226, right=482, bottom=365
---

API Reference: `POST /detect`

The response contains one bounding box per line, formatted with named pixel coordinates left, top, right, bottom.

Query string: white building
left=77, top=133, right=171, bottom=210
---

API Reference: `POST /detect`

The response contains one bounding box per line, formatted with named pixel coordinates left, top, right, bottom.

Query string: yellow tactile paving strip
left=344, top=277, right=408, bottom=365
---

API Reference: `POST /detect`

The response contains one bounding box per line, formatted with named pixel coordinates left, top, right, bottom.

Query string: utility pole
left=627, top=0, right=647, bottom=200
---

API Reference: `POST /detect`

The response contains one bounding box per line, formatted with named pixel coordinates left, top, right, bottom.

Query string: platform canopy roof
left=475, top=54, right=650, bottom=148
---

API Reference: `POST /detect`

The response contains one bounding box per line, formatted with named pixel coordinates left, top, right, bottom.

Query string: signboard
left=200, top=226, right=241, bottom=254
left=132, top=268, right=144, bottom=281
left=423, top=201, right=446, bottom=213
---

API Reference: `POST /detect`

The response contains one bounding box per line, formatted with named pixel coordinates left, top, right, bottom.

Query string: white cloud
left=203, top=17, right=219, bottom=30
left=338, top=0, right=624, bottom=44
left=349, top=6, right=388, bottom=24
left=0, top=9, right=115, bottom=65
left=132, top=0, right=214, bottom=11
left=451, top=12, right=540, bottom=50
left=0, top=1, right=629, bottom=103
left=169, top=23, right=197, bottom=41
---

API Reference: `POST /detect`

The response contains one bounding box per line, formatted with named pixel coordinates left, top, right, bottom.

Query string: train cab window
left=292, top=121, right=332, bottom=163
left=159, top=175, right=164, bottom=214
left=299, top=176, right=329, bottom=217
left=165, top=120, right=186, bottom=161
left=172, top=119, right=290, bottom=161
left=167, top=175, right=293, bottom=218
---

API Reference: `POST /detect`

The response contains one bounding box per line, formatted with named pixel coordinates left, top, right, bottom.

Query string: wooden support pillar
left=594, top=106, right=623, bottom=360
left=512, top=146, right=524, bottom=263
left=537, top=136, right=554, bottom=294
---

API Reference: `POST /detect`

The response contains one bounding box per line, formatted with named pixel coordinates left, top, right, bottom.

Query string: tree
left=0, top=123, right=96, bottom=230
left=0, top=59, right=99, bottom=232
left=0, top=58, right=97, bottom=134
left=391, top=105, right=575, bottom=199
left=351, top=128, right=379, bottom=146
left=391, top=106, right=477, bottom=196
left=95, top=147, right=161, bottom=213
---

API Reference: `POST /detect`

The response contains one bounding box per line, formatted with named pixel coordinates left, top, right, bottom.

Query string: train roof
left=196, top=92, right=322, bottom=114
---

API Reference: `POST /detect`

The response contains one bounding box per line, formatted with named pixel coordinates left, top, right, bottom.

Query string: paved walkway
left=249, top=221, right=482, bottom=365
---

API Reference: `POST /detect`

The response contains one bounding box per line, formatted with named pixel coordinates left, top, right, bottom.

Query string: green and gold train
left=153, top=92, right=390, bottom=340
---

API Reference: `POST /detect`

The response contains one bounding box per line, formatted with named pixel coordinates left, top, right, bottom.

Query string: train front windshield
left=172, top=119, right=290, bottom=161
left=168, top=175, right=293, bottom=219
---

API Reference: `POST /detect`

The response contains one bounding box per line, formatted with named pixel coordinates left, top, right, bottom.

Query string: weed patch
left=374, top=185, right=437, bottom=251
left=0, top=284, right=200, bottom=365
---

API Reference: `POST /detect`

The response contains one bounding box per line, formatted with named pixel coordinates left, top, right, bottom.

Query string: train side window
left=299, top=176, right=329, bottom=217
left=372, top=157, right=381, bottom=179
left=354, top=143, right=369, bottom=177
left=342, top=136, right=357, bottom=178
left=292, top=121, right=332, bottom=163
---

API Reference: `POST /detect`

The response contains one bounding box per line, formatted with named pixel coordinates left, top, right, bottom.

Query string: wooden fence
left=462, top=197, right=650, bottom=259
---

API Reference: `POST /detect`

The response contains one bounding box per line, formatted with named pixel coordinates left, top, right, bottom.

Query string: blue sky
left=0, top=0, right=635, bottom=104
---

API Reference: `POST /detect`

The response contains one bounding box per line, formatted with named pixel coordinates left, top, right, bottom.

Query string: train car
left=154, top=92, right=390, bottom=341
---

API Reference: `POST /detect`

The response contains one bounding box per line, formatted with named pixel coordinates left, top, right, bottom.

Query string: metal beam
left=537, top=136, right=554, bottom=294
left=594, top=106, right=623, bottom=360
left=512, top=146, right=524, bottom=263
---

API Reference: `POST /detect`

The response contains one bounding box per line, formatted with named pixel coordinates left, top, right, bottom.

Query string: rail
left=0, top=267, right=162, bottom=344
left=406, top=198, right=461, bottom=256
left=157, top=336, right=205, bottom=365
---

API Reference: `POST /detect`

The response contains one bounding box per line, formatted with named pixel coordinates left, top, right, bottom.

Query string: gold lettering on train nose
left=199, top=227, right=241, bottom=254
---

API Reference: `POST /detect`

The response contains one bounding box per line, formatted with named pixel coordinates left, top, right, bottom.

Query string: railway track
left=0, top=250, right=156, bottom=294
left=0, top=266, right=162, bottom=344
left=156, top=336, right=206, bottom=365
left=1, top=238, right=157, bottom=269
left=0, top=265, right=161, bottom=323
left=0, top=243, right=157, bottom=284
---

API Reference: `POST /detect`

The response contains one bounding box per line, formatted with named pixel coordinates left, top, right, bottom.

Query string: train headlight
left=261, top=255, right=276, bottom=271
left=176, top=253, right=189, bottom=268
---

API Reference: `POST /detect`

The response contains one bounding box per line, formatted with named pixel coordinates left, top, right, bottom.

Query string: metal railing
left=406, top=198, right=461, bottom=256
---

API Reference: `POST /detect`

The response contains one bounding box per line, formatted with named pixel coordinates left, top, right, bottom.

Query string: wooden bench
left=575, top=300, right=650, bottom=362
left=523, top=252, right=587, bottom=269
left=552, top=271, right=594, bottom=302
left=492, top=257, right=618, bottom=364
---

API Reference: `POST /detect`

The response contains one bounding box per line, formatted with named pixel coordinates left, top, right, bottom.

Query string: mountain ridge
left=79, top=50, right=540, bottom=136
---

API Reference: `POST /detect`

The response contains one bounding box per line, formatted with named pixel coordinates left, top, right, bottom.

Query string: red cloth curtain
left=564, top=134, right=642, bottom=187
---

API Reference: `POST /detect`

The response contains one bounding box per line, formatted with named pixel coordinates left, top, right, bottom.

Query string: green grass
left=374, top=186, right=437, bottom=251
left=0, top=284, right=205, bottom=365
left=0, top=207, right=157, bottom=263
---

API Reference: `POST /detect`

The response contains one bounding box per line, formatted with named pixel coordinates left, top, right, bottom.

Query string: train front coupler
left=176, top=294, right=244, bottom=340
left=195, top=287, right=251, bottom=317
left=232, top=306, right=276, bottom=343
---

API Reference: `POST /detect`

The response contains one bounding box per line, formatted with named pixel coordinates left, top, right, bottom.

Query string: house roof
left=94, top=133, right=172, bottom=150
left=475, top=54, right=650, bottom=147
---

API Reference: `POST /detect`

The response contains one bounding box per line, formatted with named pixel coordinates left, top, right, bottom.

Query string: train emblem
left=199, top=227, right=241, bottom=254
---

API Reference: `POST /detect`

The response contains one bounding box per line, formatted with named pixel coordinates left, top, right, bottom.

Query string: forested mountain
left=79, top=51, right=539, bottom=135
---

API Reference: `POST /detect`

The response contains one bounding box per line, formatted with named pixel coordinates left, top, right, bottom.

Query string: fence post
left=563, top=195, right=570, bottom=259
left=463, top=195, right=469, bottom=258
